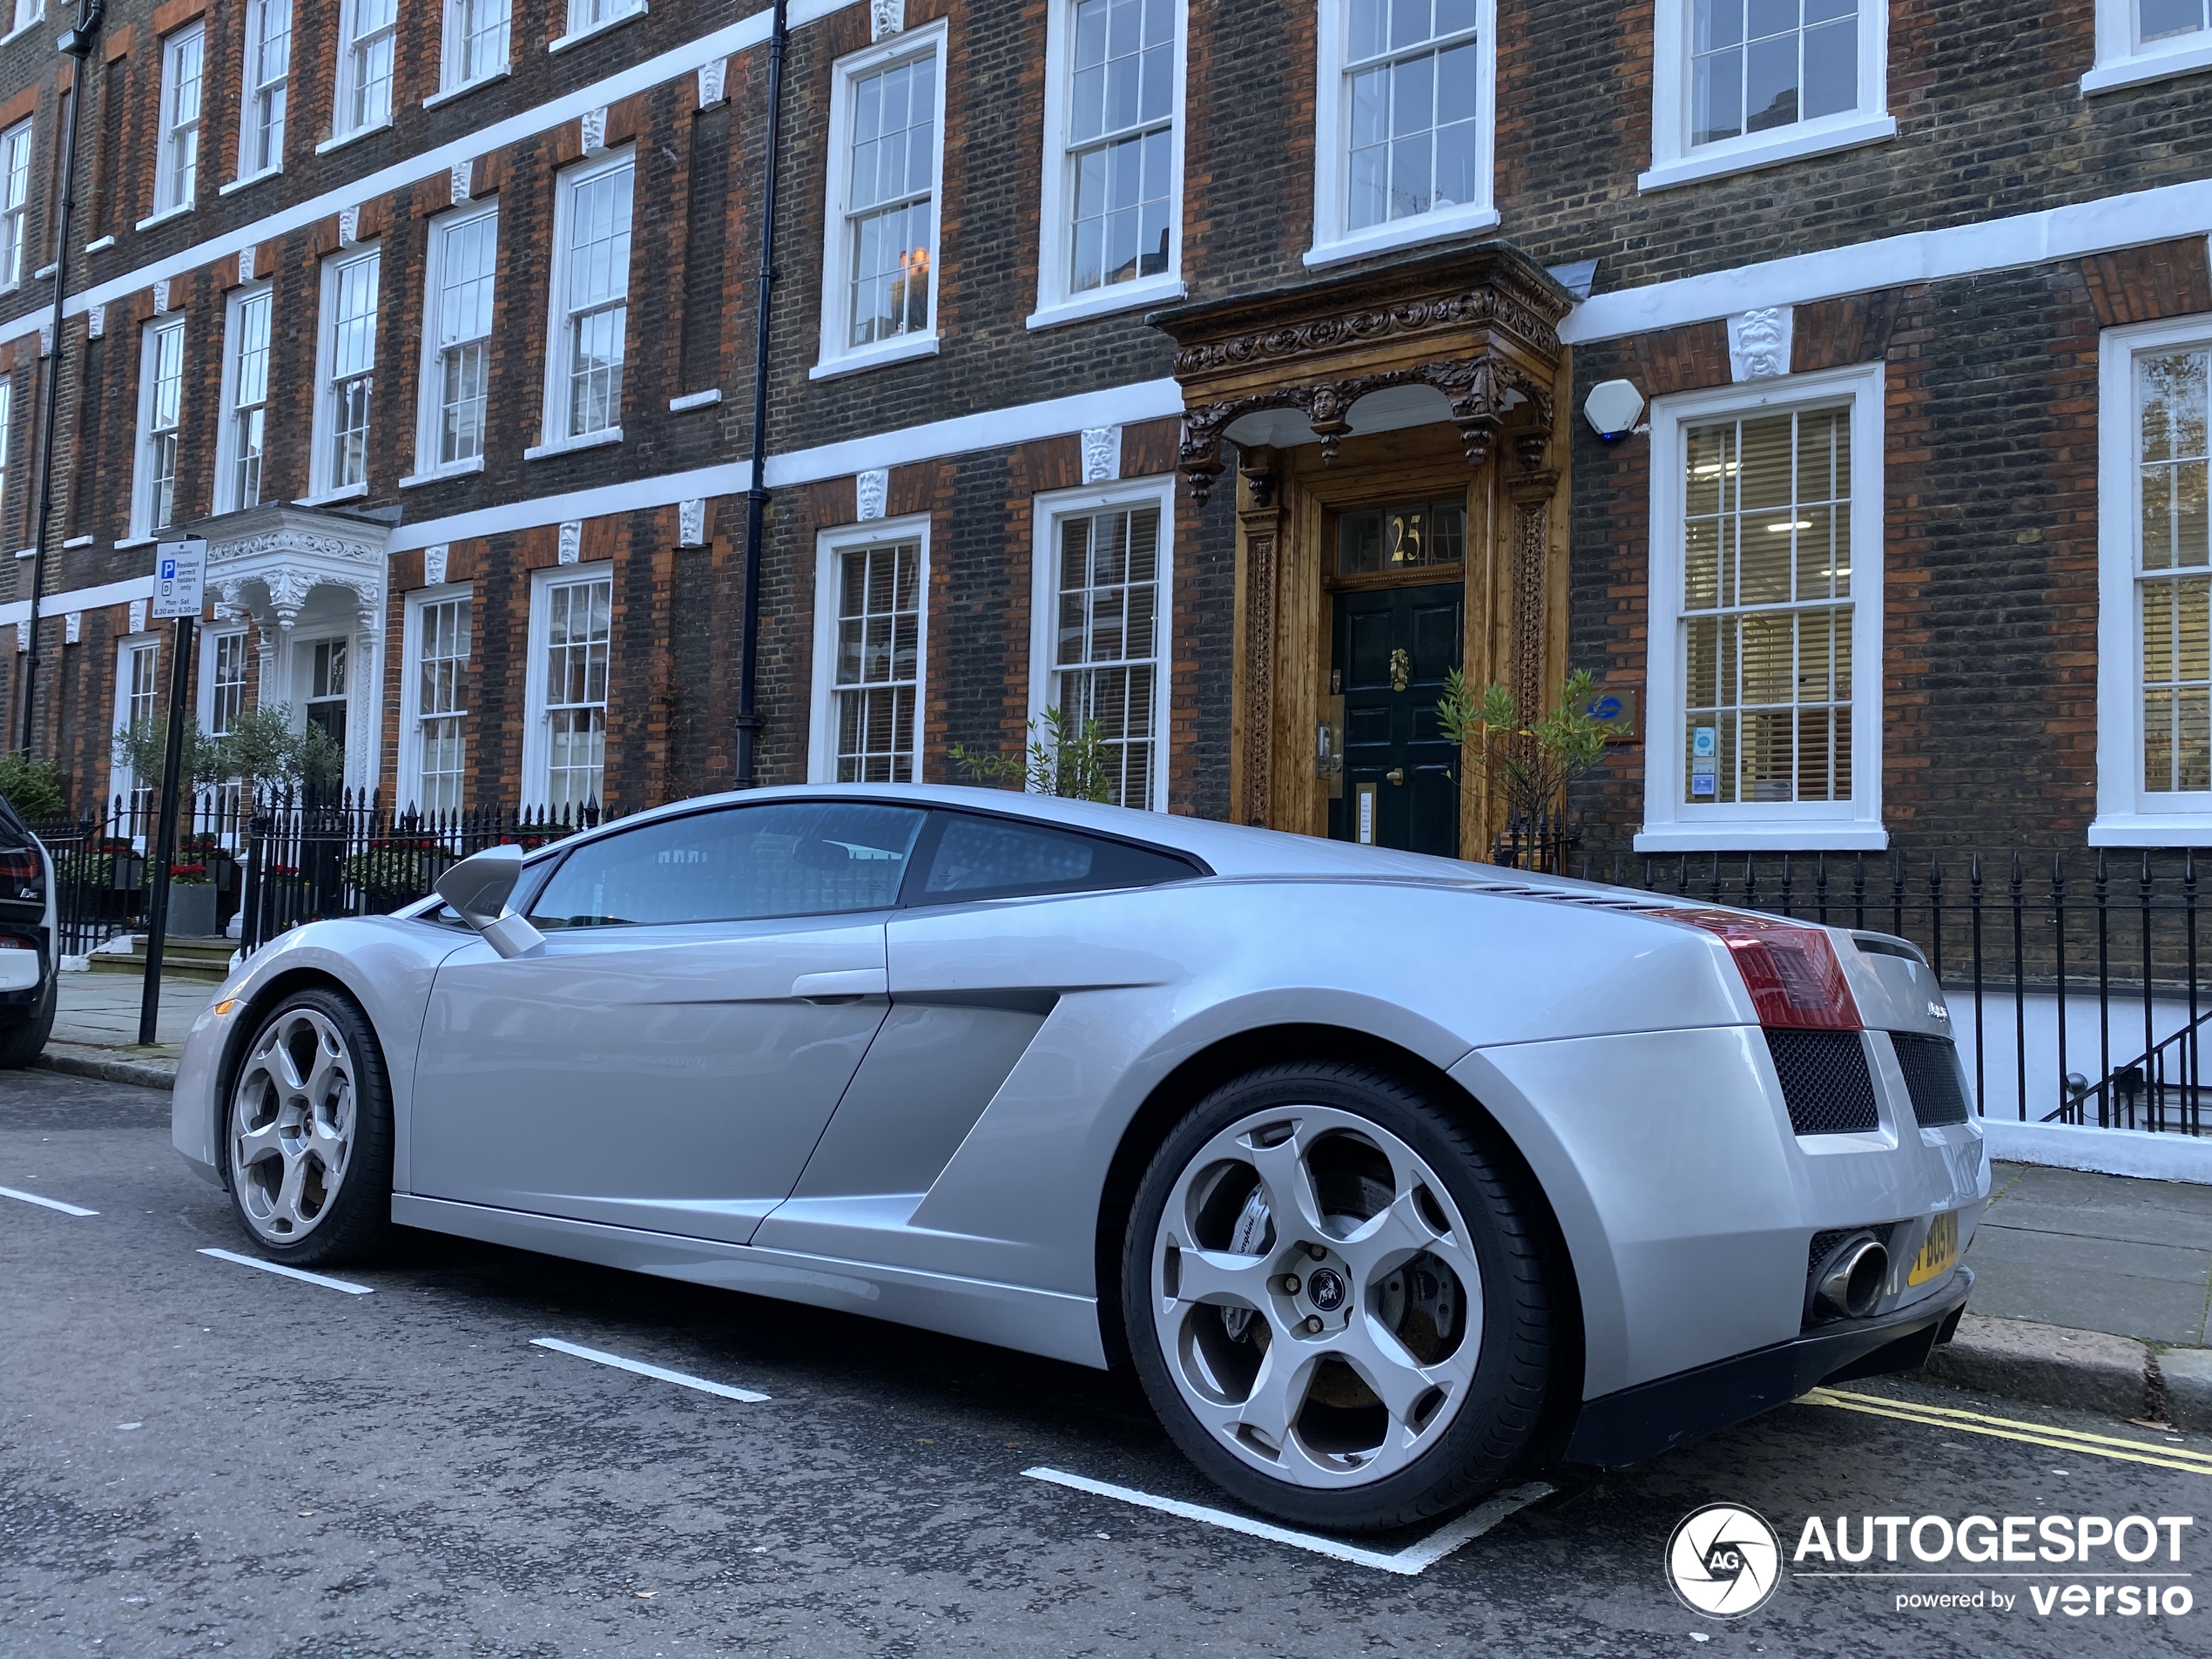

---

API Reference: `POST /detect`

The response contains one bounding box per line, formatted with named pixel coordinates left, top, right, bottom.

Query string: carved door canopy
left=1150, top=242, right=1574, bottom=502
left=190, top=501, right=395, bottom=640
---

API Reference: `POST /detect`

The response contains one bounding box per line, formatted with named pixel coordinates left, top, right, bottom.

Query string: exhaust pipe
left=1813, top=1232, right=1889, bottom=1320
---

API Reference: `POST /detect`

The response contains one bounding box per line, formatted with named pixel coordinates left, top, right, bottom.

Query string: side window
left=529, top=802, right=926, bottom=928
left=915, top=812, right=1201, bottom=903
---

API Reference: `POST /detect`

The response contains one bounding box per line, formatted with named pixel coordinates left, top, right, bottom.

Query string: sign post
left=138, top=537, right=206, bottom=1048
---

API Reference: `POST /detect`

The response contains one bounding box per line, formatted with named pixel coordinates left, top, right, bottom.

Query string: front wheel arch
left=1095, top=1024, right=1583, bottom=1444
left=210, top=968, right=387, bottom=1194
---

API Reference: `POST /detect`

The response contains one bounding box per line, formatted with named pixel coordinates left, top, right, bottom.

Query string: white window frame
left=111, top=633, right=163, bottom=814
left=807, top=513, right=932, bottom=785
left=438, top=0, right=512, bottom=96
left=1637, top=361, right=1885, bottom=852
left=813, top=21, right=948, bottom=381
left=399, top=582, right=473, bottom=813
left=1028, top=0, right=1189, bottom=331
left=551, top=0, right=645, bottom=55
left=533, top=146, right=634, bottom=455
left=2093, top=314, right=2212, bottom=846
left=197, top=624, right=251, bottom=735
left=1026, top=474, right=1175, bottom=812
left=146, top=23, right=206, bottom=225
left=0, top=120, right=30, bottom=293
left=309, top=243, right=381, bottom=502
left=522, top=563, right=615, bottom=813
left=131, top=317, right=186, bottom=542
left=232, top=0, right=290, bottom=187
left=213, top=282, right=273, bottom=514
left=4, top=3, right=45, bottom=47
left=329, top=0, right=399, bottom=147
left=1305, top=0, right=1497, bottom=270
left=410, top=202, right=498, bottom=481
left=0, top=376, right=10, bottom=530
left=1641, top=0, right=1892, bottom=192
left=2086, top=0, right=2212, bottom=92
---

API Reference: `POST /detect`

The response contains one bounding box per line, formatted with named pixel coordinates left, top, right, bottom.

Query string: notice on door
left=152, top=537, right=208, bottom=620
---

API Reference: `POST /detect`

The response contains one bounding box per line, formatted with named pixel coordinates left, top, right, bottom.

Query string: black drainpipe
left=733, top=0, right=787, bottom=789
left=18, top=0, right=103, bottom=753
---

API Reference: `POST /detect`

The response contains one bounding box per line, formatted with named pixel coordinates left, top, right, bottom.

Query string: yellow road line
left=1800, top=1388, right=2212, bottom=1477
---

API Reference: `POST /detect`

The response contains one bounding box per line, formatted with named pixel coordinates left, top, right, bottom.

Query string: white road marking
left=0, top=1184, right=98, bottom=1217
left=530, top=1338, right=772, bottom=1402
left=1022, top=1467, right=1554, bottom=1576
left=197, top=1247, right=375, bottom=1295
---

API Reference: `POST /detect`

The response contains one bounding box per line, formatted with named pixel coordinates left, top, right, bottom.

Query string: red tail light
left=0, top=846, right=38, bottom=900
left=1661, top=907, right=1861, bottom=1030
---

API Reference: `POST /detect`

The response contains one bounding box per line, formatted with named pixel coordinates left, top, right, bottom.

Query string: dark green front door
left=1328, top=583, right=1462, bottom=856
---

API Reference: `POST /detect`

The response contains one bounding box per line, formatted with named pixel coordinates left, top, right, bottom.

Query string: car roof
left=559, top=782, right=1595, bottom=892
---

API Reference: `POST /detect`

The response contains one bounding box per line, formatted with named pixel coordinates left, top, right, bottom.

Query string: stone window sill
left=1633, top=823, right=1890, bottom=853
left=1637, top=112, right=1897, bottom=193
left=549, top=4, right=646, bottom=55
left=399, top=455, right=486, bottom=489
left=1305, top=206, right=1502, bottom=272
left=668, top=388, right=722, bottom=410
left=525, top=428, right=623, bottom=460
left=316, top=118, right=393, bottom=157
left=2081, top=37, right=2212, bottom=95
left=1027, top=276, right=1185, bottom=333
left=424, top=65, right=513, bottom=110
left=808, top=334, right=939, bottom=381
left=135, top=202, right=195, bottom=233
left=219, top=168, right=281, bottom=197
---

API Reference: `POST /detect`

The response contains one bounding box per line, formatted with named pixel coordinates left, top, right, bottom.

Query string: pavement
left=4, top=1066, right=2208, bottom=1657
left=24, top=975, right=2212, bottom=1433
left=36, top=968, right=216, bottom=1089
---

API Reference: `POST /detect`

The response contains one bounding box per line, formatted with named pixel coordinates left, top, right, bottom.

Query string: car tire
left=1123, top=1060, right=1554, bottom=1533
left=224, top=987, right=394, bottom=1267
left=0, top=974, right=54, bottom=1069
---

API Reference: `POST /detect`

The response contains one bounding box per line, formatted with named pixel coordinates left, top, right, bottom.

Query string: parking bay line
left=197, top=1247, right=376, bottom=1296
left=0, top=1184, right=98, bottom=1217
left=1022, top=1467, right=1554, bottom=1575
left=531, top=1337, right=772, bottom=1402
left=1801, top=1387, right=2212, bottom=1477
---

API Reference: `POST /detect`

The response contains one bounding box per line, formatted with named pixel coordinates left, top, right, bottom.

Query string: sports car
left=172, top=784, right=1984, bottom=1531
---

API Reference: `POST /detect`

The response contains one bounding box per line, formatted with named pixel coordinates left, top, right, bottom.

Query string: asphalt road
left=3, top=1065, right=2205, bottom=1658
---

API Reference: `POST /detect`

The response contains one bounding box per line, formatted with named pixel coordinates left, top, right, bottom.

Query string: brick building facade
left=0, top=0, right=2204, bottom=862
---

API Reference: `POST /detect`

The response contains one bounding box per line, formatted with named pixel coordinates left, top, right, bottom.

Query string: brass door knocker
left=1388, top=648, right=1410, bottom=693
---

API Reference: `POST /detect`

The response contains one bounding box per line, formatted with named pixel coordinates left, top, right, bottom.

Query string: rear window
left=913, top=812, right=1202, bottom=904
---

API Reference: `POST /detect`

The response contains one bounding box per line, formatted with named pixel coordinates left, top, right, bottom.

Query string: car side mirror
left=434, top=846, right=547, bottom=960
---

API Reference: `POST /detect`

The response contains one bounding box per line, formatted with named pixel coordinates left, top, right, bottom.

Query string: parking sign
left=152, top=537, right=208, bottom=619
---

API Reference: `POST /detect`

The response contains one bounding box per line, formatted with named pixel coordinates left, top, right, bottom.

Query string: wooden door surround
left=1151, top=245, right=1576, bottom=858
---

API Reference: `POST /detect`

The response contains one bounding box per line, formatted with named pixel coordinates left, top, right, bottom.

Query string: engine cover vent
left=1767, top=1028, right=1880, bottom=1136
left=1892, top=1033, right=1973, bottom=1128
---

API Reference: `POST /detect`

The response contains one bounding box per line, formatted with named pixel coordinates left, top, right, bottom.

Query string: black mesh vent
left=1766, top=1029, right=1880, bottom=1135
left=1892, top=1034, right=1972, bottom=1127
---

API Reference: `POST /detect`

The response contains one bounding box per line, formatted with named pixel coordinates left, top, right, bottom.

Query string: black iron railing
left=32, top=791, right=605, bottom=961
left=1571, top=848, right=2203, bottom=1138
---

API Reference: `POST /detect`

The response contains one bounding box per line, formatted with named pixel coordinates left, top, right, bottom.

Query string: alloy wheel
left=228, top=1006, right=357, bottom=1244
left=1149, top=1103, right=1484, bottom=1489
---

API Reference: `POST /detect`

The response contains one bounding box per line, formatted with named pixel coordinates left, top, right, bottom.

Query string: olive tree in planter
left=1435, top=667, right=1622, bottom=872
left=948, top=706, right=1118, bottom=803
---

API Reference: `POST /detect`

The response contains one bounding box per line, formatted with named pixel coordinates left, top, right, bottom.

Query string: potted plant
left=1434, top=668, right=1624, bottom=873
left=948, top=705, right=1118, bottom=802
left=165, top=860, right=219, bottom=938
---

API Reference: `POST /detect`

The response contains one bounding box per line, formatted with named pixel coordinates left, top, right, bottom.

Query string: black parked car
left=0, top=796, right=56, bottom=1066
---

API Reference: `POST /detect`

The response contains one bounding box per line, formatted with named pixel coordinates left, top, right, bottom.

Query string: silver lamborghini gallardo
left=173, top=785, right=1984, bottom=1531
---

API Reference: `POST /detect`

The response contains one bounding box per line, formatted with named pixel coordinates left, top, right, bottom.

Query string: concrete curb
left=1919, top=1312, right=2212, bottom=1426
left=2160, top=1348, right=2212, bottom=1433
left=36, top=1041, right=179, bottom=1091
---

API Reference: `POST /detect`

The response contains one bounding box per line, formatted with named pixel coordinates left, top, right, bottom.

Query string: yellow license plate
left=1907, top=1210, right=1959, bottom=1286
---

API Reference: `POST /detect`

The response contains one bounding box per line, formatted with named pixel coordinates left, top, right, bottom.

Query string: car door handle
left=792, top=968, right=888, bottom=1001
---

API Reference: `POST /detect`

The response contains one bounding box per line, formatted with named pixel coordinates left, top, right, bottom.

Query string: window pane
left=531, top=802, right=925, bottom=927
left=1681, top=406, right=1853, bottom=805
left=918, top=813, right=1197, bottom=900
